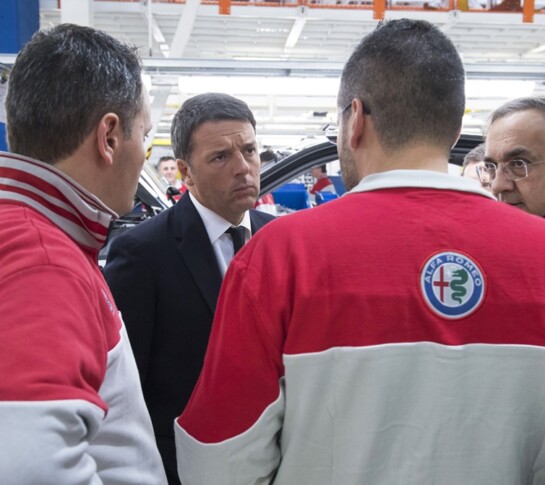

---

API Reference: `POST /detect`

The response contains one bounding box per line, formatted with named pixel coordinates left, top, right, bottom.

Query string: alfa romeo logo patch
left=420, top=251, right=486, bottom=320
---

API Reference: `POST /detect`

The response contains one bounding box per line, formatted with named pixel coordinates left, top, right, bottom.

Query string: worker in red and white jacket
left=175, top=19, right=545, bottom=485
left=0, top=24, right=166, bottom=484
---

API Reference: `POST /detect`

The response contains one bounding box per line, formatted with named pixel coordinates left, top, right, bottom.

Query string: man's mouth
left=233, top=185, right=255, bottom=193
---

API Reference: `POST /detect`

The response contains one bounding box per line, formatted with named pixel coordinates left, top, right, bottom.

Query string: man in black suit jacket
left=104, top=93, right=275, bottom=484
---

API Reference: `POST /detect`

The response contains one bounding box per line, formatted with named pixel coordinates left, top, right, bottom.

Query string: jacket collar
left=0, top=152, right=117, bottom=252
left=350, top=170, right=496, bottom=199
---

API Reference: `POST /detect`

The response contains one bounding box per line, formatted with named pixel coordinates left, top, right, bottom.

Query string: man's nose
left=233, top=151, right=251, bottom=175
left=491, top=165, right=514, bottom=198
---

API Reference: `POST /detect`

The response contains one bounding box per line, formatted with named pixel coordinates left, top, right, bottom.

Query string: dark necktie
left=225, top=226, right=246, bottom=254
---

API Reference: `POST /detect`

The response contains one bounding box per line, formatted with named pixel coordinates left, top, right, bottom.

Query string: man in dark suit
left=104, top=93, right=275, bottom=484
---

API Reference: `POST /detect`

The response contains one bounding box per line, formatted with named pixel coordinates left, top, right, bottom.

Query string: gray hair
left=461, top=143, right=485, bottom=174
left=487, top=96, right=545, bottom=132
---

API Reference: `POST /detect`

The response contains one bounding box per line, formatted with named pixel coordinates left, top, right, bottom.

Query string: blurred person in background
left=104, top=92, right=275, bottom=484
left=309, top=163, right=336, bottom=195
left=254, top=148, right=278, bottom=215
left=175, top=19, right=545, bottom=485
left=157, top=154, right=183, bottom=190
left=461, top=142, right=491, bottom=192
left=480, top=96, right=545, bottom=216
left=157, top=154, right=185, bottom=203
left=0, top=24, right=166, bottom=484
left=259, top=147, right=278, bottom=165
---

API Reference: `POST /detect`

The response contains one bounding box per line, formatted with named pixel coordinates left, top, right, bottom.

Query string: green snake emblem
left=450, top=269, right=468, bottom=303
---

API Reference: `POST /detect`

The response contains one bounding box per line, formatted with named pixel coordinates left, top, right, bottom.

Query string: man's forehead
left=195, top=120, right=256, bottom=145
left=488, top=109, right=545, bottom=138
left=486, top=110, right=545, bottom=160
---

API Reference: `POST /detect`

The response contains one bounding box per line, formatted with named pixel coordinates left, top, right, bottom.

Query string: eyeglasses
left=476, top=159, right=545, bottom=184
left=322, top=100, right=371, bottom=145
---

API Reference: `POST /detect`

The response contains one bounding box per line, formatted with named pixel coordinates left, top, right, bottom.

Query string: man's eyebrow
left=503, top=146, right=533, bottom=159
left=209, top=148, right=227, bottom=156
left=484, top=146, right=535, bottom=164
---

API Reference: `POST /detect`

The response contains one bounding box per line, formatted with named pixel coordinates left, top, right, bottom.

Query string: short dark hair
left=339, top=19, right=465, bottom=154
left=6, top=23, right=143, bottom=163
left=487, top=96, right=545, bottom=131
left=157, top=155, right=175, bottom=167
left=260, top=149, right=277, bottom=164
left=462, top=143, right=485, bottom=173
left=170, top=92, right=256, bottom=162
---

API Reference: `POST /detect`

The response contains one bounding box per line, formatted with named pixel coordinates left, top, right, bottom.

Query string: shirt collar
left=349, top=170, right=496, bottom=199
left=189, top=192, right=252, bottom=245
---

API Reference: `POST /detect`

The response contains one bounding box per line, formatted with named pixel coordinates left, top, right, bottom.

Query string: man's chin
left=505, top=201, right=534, bottom=214
left=118, top=205, right=134, bottom=217
left=233, top=195, right=258, bottom=212
left=506, top=202, right=524, bottom=209
left=233, top=186, right=257, bottom=200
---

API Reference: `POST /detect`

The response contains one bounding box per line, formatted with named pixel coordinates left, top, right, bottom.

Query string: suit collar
left=188, top=192, right=252, bottom=244
left=172, top=194, right=274, bottom=313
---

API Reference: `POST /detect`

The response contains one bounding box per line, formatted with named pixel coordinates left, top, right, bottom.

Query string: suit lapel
left=171, top=201, right=273, bottom=313
left=249, top=208, right=272, bottom=234
left=174, top=194, right=222, bottom=313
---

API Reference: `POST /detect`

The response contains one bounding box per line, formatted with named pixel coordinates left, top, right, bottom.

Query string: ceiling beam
left=1, top=53, right=545, bottom=81
left=139, top=58, right=545, bottom=81
left=149, top=0, right=200, bottom=142
left=170, top=0, right=200, bottom=58
left=284, top=7, right=308, bottom=52
left=141, top=1, right=168, bottom=57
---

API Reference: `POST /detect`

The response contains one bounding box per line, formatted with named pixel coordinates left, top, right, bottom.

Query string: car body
left=260, top=134, right=484, bottom=212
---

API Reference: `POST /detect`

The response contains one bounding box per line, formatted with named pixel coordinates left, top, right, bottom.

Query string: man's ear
left=177, top=158, right=193, bottom=186
left=349, top=99, right=365, bottom=150
left=97, top=113, right=121, bottom=166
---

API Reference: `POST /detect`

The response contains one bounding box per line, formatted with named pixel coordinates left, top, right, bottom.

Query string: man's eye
left=510, top=159, right=526, bottom=169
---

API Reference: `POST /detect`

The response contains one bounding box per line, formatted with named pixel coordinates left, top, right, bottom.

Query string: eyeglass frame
left=476, top=158, right=545, bottom=184
left=322, top=100, right=371, bottom=145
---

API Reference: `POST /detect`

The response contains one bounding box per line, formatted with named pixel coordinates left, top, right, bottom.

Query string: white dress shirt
left=189, top=192, right=252, bottom=277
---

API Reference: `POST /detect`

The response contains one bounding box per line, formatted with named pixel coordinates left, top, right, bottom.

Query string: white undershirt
left=189, top=192, right=252, bottom=277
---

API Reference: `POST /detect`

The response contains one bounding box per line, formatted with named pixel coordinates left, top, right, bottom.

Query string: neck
left=358, top=142, right=450, bottom=179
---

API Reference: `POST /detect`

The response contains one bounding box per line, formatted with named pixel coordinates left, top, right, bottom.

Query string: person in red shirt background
left=157, top=155, right=186, bottom=203
left=310, top=164, right=337, bottom=195
left=254, top=148, right=278, bottom=215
